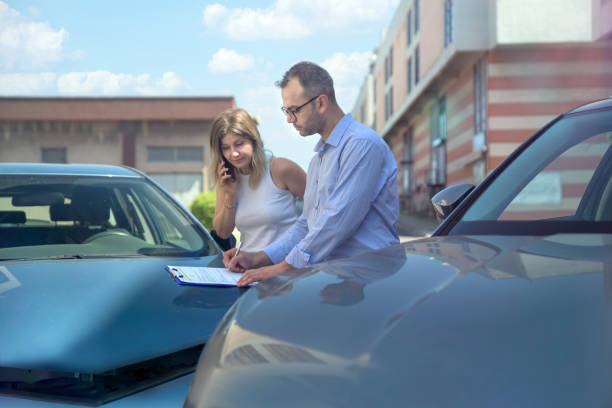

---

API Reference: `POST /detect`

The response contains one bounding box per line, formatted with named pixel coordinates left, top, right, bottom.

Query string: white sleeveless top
left=235, top=155, right=298, bottom=252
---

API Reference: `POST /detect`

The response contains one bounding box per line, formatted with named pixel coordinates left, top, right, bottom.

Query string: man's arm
left=284, top=139, right=388, bottom=268
left=263, top=211, right=309, bottom=264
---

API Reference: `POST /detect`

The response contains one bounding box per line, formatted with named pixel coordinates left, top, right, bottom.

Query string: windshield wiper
left=0, top=254, right=144, bottom=262
left=138, top=247, right=203, bottom=257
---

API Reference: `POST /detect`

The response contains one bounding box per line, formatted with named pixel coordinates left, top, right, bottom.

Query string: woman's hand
left=217, top=161, right=238, bottom=197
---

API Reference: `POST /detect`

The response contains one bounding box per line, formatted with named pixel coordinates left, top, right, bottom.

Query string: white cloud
left=321, top=51, right=374, bottom=85
left=137, top=72, right=191, bottom=95
left=56, top=71, right=190, bottom=95
left=208, top=48, right=255, bottom=75
left=0, top=1, right=69, bottom=71
left=203, top=0, right=398, bottom=41
left=0, top=72, right=56, bottom=94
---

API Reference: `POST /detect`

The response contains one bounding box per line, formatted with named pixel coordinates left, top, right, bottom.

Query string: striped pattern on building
left=487, top=44, right=612, bottom=170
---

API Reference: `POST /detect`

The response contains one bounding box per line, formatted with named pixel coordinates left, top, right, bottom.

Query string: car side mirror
left=431, top=183, right=475, bottom=220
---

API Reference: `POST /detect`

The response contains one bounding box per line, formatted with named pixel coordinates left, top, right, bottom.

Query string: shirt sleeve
left=284, top=138, right=389, bottom=268
left=263, top=212, right=308, bottom=264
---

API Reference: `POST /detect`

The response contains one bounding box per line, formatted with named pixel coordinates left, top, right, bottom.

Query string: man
left=227, top=61, right=399, bottom=286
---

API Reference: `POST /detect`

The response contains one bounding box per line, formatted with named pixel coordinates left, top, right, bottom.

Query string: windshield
left=451, top=108, right=612, bottom=235
left=0, top=174, right=218, bottom=260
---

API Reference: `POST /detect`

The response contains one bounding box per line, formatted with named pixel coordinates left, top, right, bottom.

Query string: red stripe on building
left=450, top=88, right=474, bottom=112
left=447, top=167, right=473, bottom=184
left=546, top=156, right=601, bottom=171
left=499, top=210, right=575, bottom=220
left=563, top=183, right=588, bottom=197
left=488, top=102, right=590, bottom=116
left=414, top=148, right=429, bottom=163
left=487, top=129, right=538, bottom=143
left=447, top=140, right=472, bottom=162
left=488, top=156, right=506, bottom=170
left=489, top=46, right=612, bottom=64
left=447, top=67, right=473, bottom=95
left=489, top=74, right=612, bottom=90
left=446, top=115, right=473, bottom=139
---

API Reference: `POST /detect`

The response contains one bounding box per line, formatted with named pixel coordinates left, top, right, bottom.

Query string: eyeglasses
left=280, top=95, right=319, bottom=120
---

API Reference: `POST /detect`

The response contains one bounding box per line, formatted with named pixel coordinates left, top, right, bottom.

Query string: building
left=353, top=0, right=612, bottom=215
left=0, top=97, right=235, bottom=205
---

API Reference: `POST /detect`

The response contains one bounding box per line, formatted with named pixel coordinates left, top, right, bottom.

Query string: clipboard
left=166, top=265, right=248, bottom=287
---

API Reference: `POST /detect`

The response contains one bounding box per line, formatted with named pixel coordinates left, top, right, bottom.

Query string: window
left=373, top=77, right=377, bottom=105
left=473, top=56, right=488, bottom=181
left=147, top=147, right=204, bottom=163
left=385, top=87, right=394, bottom=121
left=444, top=0, right=454, bottom=47
left=414, top=0, right=419, bottom=33
left=402, top=128, right=415, bottom=194
left=406, top=10, right=412, bottom=46
left=384, top=47, right=394, bottom=84
left=41, top=148, right=67, bottom=163
left=407, top=57, right=413, bottom=95
left=473, top=56, right=487, bottom=148
left=429, top=97, right=446, bottom=186
left=438, top=97, right=447, bottom=145
left=415, top=46, right=420, bottom=84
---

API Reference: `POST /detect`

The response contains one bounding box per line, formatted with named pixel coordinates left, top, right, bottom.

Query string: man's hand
left=236, top=261, right=294, bottom=287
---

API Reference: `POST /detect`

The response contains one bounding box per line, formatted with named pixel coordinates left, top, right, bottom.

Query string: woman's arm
left=270, top=157, right=306, bottom=199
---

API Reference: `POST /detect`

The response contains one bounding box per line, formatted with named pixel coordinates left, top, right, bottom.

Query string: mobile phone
left=222, top=157, right=235, bottom=180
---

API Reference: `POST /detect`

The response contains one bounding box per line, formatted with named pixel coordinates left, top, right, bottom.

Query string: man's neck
left=320, top=106, right=345, bottom=142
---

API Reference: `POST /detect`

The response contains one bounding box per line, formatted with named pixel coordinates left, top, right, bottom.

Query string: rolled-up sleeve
left=284, top=139, right=387, bottom=269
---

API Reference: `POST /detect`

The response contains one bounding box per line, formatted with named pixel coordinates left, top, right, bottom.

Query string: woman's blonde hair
left=209, top=108, right=266, bottom=189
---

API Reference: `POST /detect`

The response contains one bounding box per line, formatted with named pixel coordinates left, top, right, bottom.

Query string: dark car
left=185, top=98, right=612, bottom=407
left=0, top=164, right=243, bottom=407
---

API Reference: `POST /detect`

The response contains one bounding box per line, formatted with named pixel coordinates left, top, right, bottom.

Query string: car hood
left=0, top=256, right=243, bottom=373
left=186, top=233, right=612, bottom=407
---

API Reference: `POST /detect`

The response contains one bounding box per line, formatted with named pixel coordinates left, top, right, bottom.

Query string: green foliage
left=189, top=190, right=216, bottom=230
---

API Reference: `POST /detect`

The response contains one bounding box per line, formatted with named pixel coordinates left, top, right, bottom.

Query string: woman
left=210, top=108, right=306, bottom=253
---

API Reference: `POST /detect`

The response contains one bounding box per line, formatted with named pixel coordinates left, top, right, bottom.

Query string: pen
left=234, top=241, right=242, bottom=258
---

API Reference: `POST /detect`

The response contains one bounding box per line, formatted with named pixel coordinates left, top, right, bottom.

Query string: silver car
left=185, top=98, right=612, bottom=407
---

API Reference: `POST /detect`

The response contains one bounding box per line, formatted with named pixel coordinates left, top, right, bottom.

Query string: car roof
left=567, top=96, right=612, bottom=114
left=0, top=163, right=142, bottom=178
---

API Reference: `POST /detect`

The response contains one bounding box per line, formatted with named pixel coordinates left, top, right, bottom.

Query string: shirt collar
left=313, top=114, right=353, bottom=153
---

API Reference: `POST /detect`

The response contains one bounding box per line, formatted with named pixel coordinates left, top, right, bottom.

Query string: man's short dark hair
left=276, top=61, right=337, bottom=104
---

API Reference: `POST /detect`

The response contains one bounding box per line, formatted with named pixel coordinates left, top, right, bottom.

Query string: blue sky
left=0, top=0, right=399, bottom=169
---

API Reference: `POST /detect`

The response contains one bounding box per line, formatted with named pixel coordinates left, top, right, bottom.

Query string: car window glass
left=0, top=175, right=217, bottom=260
left=138, top=187, right=204, bottom=251
left=500, top=132, right=610, bottom=221
left=125, top=191, right=156, bottom=244
left=454, top=109, right=612, bottom=234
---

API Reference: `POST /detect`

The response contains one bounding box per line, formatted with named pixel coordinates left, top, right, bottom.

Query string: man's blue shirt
left=264, top=114, right=399, bottom=268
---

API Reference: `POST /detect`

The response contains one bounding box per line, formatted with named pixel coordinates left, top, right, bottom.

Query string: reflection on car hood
left=186, top=234, right=612, bottom=407
left=0, top=257, right=242, bottom=373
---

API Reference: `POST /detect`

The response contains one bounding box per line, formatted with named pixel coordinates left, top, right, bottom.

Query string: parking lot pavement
left=398, top=212, right=438, bottom=243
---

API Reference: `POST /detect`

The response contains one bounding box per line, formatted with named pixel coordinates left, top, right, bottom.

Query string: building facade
left=0, top=97, right=235, bottom=205
left=353, top=0, right=612, bottom=215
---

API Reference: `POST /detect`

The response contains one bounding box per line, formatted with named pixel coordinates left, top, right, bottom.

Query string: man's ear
left=317, top=94, right=329, bottom=114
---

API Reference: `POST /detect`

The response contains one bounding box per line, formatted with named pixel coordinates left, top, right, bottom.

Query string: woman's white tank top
left=235, top=155, right=297, bottom=252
